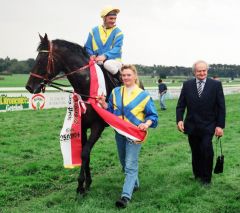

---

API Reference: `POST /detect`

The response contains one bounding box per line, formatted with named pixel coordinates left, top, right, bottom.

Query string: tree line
left=0, top=57, right=240, bottom=78
left=136, top=64, right=240, bottom=79
left=0, top=57, right=35, bottom=74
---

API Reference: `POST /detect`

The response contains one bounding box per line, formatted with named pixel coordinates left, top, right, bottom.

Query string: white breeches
left=103, top=60, right=122, bottom=75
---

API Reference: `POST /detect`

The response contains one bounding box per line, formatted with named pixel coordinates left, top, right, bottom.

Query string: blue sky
left=1, top=0, right=240, bottom=66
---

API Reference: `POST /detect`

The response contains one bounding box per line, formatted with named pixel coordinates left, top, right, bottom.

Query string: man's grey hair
left=192, top=60, right=209, bottom=72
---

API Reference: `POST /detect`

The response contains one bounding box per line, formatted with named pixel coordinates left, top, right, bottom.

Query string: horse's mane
left=37, top=39, right=89, bottom=58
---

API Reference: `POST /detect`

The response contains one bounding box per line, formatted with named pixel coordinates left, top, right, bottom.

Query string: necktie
left=197, top=81, right=203, bottom=97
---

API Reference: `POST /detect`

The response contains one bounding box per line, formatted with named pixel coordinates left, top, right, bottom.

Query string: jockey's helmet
left=100, top=6, right=120, bottom=18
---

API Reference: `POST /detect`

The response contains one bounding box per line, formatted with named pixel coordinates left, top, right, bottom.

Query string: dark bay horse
left=26, top=33, right=120, bottom=195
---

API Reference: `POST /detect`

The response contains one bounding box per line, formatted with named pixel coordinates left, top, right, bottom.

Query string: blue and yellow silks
left=84, top=25, right=123, bottom=60
left=107, top=86, right=158, bottom=128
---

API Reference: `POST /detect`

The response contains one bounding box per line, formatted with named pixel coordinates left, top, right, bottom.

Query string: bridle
left=30, top=41, right=95, bottom=99
left=30, top=41, right=55, bottom=83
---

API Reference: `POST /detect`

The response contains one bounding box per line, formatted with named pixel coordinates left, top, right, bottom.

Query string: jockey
left=84, top=6, right=124, bottom=76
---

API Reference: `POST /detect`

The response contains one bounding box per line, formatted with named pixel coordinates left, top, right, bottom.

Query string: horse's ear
left=39, top=33, right=44, bottom=41
left=44, top=33, right=48, bottom=41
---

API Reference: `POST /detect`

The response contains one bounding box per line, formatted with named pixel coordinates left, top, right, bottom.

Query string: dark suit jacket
left=176, top=78, right=226, bottom=135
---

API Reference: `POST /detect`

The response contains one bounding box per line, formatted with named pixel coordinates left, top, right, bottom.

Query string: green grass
left=0, top=95, right=240, bottom=212
left=0, top=74, right=29, bottom=87
left=0, top=74, right=69, bottom=88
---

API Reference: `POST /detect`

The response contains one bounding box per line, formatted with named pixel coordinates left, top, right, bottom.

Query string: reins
left=46, top=81, right=96, bottom=100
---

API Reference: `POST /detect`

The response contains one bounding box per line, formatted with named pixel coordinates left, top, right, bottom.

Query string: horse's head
left=26, top=33, right=60, bottom=94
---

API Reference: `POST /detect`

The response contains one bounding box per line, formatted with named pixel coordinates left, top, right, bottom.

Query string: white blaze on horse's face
left=121, top=68, right=137, bottom=88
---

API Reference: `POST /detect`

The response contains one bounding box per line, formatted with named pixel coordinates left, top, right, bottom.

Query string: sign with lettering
left=0, top=94, right=29, bottom=111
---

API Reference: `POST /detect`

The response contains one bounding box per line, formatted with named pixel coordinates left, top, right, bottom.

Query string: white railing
left=1, top=86, right=239, bottom=112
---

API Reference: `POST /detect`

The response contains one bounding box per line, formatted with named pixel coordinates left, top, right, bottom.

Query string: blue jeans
left=115, top=132, right=142, bottom=199
left=160, top=93, right=166, bottom=109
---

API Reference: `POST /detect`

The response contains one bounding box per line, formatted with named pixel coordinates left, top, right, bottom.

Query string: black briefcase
left=214, top=137, right=224, bottom=174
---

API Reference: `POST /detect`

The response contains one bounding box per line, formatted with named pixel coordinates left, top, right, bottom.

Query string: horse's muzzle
left=25, top=84, right=43, bottom=94
left=25, top=85, right=34, bottom=93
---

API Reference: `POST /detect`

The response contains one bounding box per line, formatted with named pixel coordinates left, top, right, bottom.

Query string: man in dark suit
left=176, top=60, right=226, bottom=185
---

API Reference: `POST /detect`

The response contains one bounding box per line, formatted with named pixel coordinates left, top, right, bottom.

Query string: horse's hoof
left=85, top=186, right=91, bottom=192
left=76, top=187, right=86, bottom=195
left=86, top=180, right=92, bottom=191
left=75, top=193, right=85, bottom=201
left=75, top=190, right=87, bottom=201
left=85, top=184, right=92, bottom=191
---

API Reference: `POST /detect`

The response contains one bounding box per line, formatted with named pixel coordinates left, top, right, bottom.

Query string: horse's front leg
left=77, top=128, right=87, bottom=195
left=84, top=124, right=105, bottom=190
left=76, top=124, right=105, bottom=195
